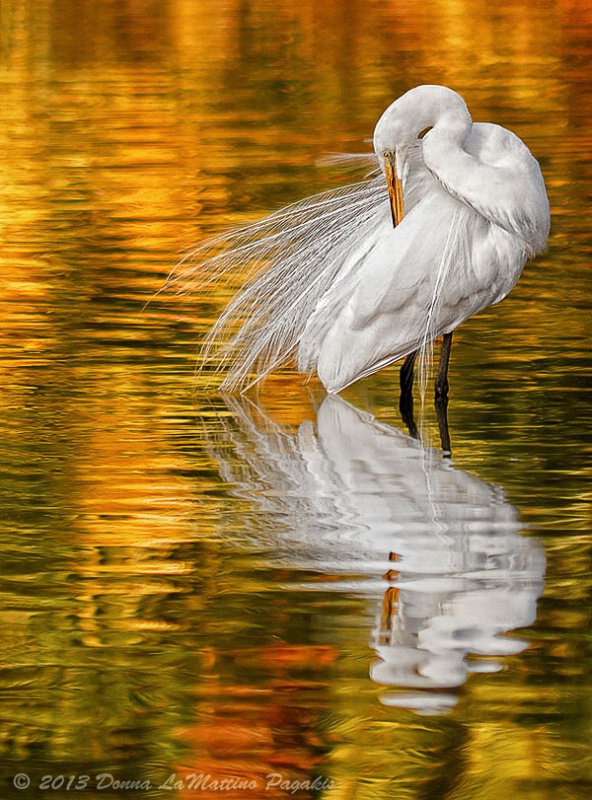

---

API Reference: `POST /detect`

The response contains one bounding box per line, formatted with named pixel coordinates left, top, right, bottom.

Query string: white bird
left=184, top=85, right=550, bottom=397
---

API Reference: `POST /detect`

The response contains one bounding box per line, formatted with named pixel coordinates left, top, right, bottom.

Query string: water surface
left=0, top=1, right=590, bottom=798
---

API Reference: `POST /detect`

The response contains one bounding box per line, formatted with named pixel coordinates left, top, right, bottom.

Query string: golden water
left=0, top=1, right=590, bottom=798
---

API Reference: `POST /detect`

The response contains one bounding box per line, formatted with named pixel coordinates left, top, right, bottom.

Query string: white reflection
left=207, top=394, right=545, bottom=712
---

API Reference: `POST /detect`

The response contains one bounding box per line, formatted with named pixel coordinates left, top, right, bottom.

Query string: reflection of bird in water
left=180, top=85, right=549, bottom=406
left=205, top=394, right=545, bottom=713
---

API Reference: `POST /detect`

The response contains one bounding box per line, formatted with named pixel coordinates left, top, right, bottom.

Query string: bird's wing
left=308, top=188, right=525, bottom=394
left=350, top=196, right=457, bottom=326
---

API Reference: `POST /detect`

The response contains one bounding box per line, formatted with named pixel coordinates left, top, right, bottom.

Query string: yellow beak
left=384, top=151, right=405, bottom=227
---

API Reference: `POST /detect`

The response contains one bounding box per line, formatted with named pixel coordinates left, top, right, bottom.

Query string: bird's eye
left=417, top=126, right=433, bottom=139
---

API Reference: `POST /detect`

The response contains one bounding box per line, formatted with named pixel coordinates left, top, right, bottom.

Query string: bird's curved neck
left=421, top=109, right=473, bottom=199
left=430, top=105, right=472, bottom=145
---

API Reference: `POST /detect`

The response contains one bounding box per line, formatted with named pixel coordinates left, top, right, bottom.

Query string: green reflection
left=0, top=1, right=590, bottom=799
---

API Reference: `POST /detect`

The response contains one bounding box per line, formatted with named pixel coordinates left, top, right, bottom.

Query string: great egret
left=185, top=85, right=550, bottom=399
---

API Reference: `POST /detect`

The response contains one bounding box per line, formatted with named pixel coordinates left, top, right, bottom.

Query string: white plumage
left=183, top=85, right=550, bottom=394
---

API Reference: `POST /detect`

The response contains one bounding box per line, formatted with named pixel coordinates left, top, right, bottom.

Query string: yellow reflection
left=0, top=0, right=589, bottom=792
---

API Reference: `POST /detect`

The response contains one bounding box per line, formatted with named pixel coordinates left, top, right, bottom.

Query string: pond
left=0, top=1, right=590, bottom=798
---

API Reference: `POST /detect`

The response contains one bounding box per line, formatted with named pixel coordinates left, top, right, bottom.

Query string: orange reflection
left=0, top=0, right=589, bottom=793
left=173, top=643, right=338, bottom=800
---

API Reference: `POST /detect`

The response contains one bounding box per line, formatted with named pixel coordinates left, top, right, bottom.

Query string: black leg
left=435, top=333, right=453, bottom=456
left=435, top=393, right=452, bottom=456
left=399, top=350, right=418, bottom=438
left=435, top=332, right=453, bottom=401
left=400, top=350, right=417, bottom=395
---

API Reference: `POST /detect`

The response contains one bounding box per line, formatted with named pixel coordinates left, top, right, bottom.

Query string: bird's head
left=373, top=85, right=471, bottom=161
left=373, top=85, right=472, bottom=227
